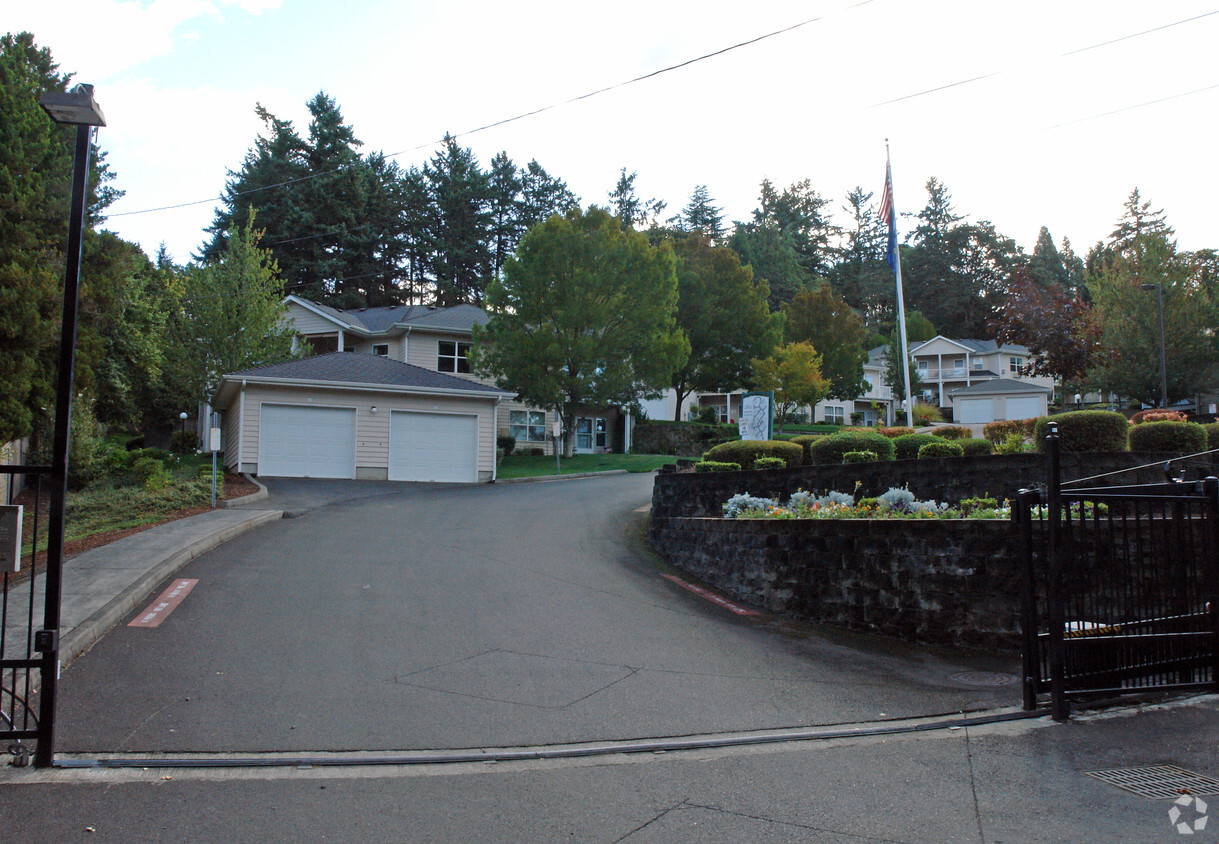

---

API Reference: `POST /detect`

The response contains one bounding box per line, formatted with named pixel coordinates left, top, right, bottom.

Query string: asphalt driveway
left=55, top=473, right=1019, bottom=754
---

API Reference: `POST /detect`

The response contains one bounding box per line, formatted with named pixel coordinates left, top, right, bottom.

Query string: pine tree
left=422, top=134, right=493, bottom=306
left=607, top=167, right=665, bottom=230
left=672, top=185, right=725, bottom=241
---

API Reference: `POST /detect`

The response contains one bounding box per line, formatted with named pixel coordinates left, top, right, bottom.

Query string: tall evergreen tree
left=727, top=223, right=809, bottom=310
left=422, top=134, right=493, bottom=306
left=672, top=185, right=725, bottom=241
left=830, top=186, right=892, bottom=328
left=607, top=167, right=665, bottom=230
left=751, top=178, right=837, bottom=279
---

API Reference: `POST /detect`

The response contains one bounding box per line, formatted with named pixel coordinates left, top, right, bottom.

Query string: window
left=372, top=344, right=390, bottom=357
left=438, top=340, right=471, bottom=373
left=972, top=359, right=984, bottom=369
left=825, top=407, right=844, bottom=424
left=509, top=410, right=546, bottom=443
left=953, top=358, right=963, bottom=369
left=1010, top=355, right=1026, bottom=376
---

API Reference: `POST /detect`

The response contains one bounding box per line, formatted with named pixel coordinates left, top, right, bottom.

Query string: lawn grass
left=497, top=452, right=674, bottom=479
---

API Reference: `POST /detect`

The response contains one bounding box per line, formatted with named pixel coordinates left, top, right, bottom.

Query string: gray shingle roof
left=224, top=352, right=510, bottom=395
left=949, top=378, right=1051, bottom=397
left=292, top=297, right=489, bottom=335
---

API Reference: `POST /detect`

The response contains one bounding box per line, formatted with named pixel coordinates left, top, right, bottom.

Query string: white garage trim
left=258, top=403, right=357, bottom=479
left=388, top=410, right=479, bottom=483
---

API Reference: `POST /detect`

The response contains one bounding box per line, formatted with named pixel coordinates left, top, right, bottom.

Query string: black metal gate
left=1018, top=423, right=1219, bottom=720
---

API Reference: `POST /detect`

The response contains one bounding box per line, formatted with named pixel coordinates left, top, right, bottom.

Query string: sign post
left=209, top=414, right=221, bottom=508
left=738, top=392, right=774, bottom=441
left=552, top=418, right=562, bottom=476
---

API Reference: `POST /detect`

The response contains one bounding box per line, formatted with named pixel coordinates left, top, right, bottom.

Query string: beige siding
left=221, top=398, right=242, bottom=471
left=286, top=302, right=342, bottom=336
left=238, top=384, right=499, bottom=479
left=499, top=400, right=556, bottom=455
left=344, top=337, right=404, bottom=360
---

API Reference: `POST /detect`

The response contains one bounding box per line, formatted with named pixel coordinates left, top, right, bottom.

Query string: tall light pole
left=1139, top=282, right=1168, bottom=408
left=35, top=83, right=106, bottom=768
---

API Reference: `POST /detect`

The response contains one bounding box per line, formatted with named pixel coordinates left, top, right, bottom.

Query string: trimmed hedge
left=753, top=457, right=788, bottom=470
left=932, top=426, right=972, bottom=440
left=790, top=435, right=821, bottom=464
left=694, top=461, right=741, bottom=473
left=842, top=450, right=879, bottom=464
left=1206, top=422, right=1219, bottom=451
left=893, top=433, right=938, bottom=460
left=877, top=426, right=914, bottom=438
left=807, top=431, right=896, bottom=464
left=959, top=438, right=995, bottom=456
left=983, top=418, right=1040, bottom=444
left=1034, top=410, right=1129, bottom=453
left=1130, top=409, right=1187, bottom=424
left=703, top=440, right=804, bottom=470
left=918, top=440, right=964, bottom=458
left=1127, top=421, right=1207, bottom=453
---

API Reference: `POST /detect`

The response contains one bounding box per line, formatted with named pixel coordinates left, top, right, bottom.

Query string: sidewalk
left=4, top=506, right=282, bottom=667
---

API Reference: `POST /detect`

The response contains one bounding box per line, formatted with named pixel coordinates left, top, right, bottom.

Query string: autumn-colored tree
left=990, top=267, right=1105, bottom=381
left=752, top=342, right=829, bottom=433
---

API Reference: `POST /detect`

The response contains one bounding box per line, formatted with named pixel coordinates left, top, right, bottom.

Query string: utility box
left=0, top=504, right=23, bottom=573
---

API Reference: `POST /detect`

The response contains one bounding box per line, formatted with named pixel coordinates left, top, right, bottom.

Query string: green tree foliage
left=904, top=310, right=937, bottom=342
left=728, top=223, right=810, bottom=310
left=751, top=178, right=837, bottom=280
left=829, top=186, right=892, bottom=328
left=782, top=286, right=868, bottom=400
left=883, top=330, right=924, bottom=422
left=180, top=215, right=298, bottom=402
left=671, top=185, right=726, bottom=241
left=607, top=167, right=665, bottom=230
left=473, top=207, right=689, bottom=456
left=668, top=236, right=779, bottom=419
left=751, top=342, right=829, bottom=433
left=1085, top=230, right=1218, bottom=405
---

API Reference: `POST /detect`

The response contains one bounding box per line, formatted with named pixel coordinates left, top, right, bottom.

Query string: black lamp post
left=35, top=83, right=105, bottom=769
left=1139, top=282, right=1168, bottom=409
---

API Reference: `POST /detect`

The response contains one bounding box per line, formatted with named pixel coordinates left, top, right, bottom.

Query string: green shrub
left=696, top=405, right=720, bottom=425
left=958, top=438, right=995, bottom=456
left=694, top=461, right=741, bottom=472
left=703, top=440, right=803, bottom=470
left=877, top=426, right=914, bottom=438
left=1034, top=410, right=1129, bottom=453
left=170, top=430, right=199, bottom=455
left=497, top=434, right=516, bottom=455
left=984, top=418, right=1041, bottom=443
left=524, top=447, right=544, bottom=456
left=789, top=435, right=822, bottom=464
left=918, top=440, right=964, bottom=458
left=1128, top=420, right=1207, bottom=453
left=124, top=434, right=146, bottom=451
left=995, top=432, right=1028, bottom=455
left=893, top=433, right=938, bottom=460
left=753, top=456, right=787, bottom=470
left=1130, top=409, right=1187, bottom=424
left=1205, top=422, right=1219, bottom=450
left=807, top=431, right=895, bottom=465
left=932, top=426, right=972, bottom=440
left=842, top=450, right=879, bottom=464
left=128, top=447, right=173, bottom=465
left=958, top=496, right=999, bottom=516
left=912, top=403, right=945, bottom=425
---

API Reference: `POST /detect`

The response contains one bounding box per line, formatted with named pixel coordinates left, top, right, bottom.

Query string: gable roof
left=949, top=378, right=1051, bottom=397
left=213, top=352, right=513, bottom=406
left=285, top=295, right=489, bottom=336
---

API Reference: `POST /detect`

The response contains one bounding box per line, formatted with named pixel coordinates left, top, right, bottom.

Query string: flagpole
left=885, top=141, right=914, bottom=427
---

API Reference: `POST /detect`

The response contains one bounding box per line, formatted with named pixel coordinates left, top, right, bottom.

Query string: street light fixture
left=1139, top=282, right=1168, bottom=409
left=179, top=411, right=188, bottom=437
left=33, top=83, right=106, bottom=769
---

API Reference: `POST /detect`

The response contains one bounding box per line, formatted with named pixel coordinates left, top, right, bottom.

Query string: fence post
left=1044, top=423, right=1069, bottom=721
left=1017, top=487, right=1039, bottom=710
left=1205, top=476, right=1219, bottom=694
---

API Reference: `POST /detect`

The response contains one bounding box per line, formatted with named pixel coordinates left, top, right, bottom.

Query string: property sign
left=209, top=427, right=222, bottom=452
left=739, top=392, right=773, bottom=441
left=0, top=505, right=23, bottom=573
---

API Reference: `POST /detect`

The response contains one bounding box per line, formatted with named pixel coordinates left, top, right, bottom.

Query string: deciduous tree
left=782, top=286, right=868, bottom=401
left=751, top=342, right=829, bottom=433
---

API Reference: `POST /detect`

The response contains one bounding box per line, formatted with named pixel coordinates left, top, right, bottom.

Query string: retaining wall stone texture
left=631, top=423, right=735, bottom=457
left=651, top=516, right=1024, bottom=651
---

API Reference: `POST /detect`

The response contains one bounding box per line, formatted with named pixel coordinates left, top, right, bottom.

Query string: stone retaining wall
left=650, top=516, right=1024, bottom=650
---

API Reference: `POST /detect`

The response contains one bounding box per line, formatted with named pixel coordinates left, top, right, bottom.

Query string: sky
left=10, top=0, right=1219, bottom=264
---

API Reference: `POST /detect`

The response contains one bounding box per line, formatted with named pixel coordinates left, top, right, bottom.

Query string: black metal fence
left=1018, top=425, right=1219, bottom=720
left=1, top=465, right=56, bottom=766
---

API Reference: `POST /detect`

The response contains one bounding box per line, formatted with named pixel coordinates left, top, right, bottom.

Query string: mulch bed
left=4, top=473, right=261, bottom=587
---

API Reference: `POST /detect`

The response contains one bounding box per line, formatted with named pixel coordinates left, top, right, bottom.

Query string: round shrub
left=959, top=438, right=995, bottom=456
left=1205, top=422, right=1219, bottom=450
left=1034, top=410, right=1129, bottom=453
left=918, top=440, right=964, bottom=458
left=983, top=418, right=1040, bottom=444
left=877, top=426, right=914, bottom=438
left=753, top=456, right=788, bottom=470
left=932, top=426, right=972, bottom=440
left=807, top=431, right=895, bottom=465
left=893, top=432, right=937, bottom=460
left=131, top=456, right=166, bottom=484
left=1128, top=420, right=1207, bottom=453
left=497, top=434, right=516, bottom=455
left=842, top=450, right=879, bottom=464
left=703, top=439, right=803, bottom=470
left=170, top=430, right=199, bottom=455
left=790, top=435, right=821, bottom=464
left=1130, top=408, right=1187, bottom=424
left=694, top=460, right=740, bottom=472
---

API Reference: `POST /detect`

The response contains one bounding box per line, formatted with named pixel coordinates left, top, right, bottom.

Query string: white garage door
left=259, top=404, right=355, bottom=478
left=957, top=398, right=995, bottom=425
left=389, top=411, right=478, bottom=483
left=1005, top=396, right=1043, bottom=420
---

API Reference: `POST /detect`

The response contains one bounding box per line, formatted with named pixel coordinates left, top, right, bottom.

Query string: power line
left=1038, top=82, right=1219, bottom=131
left=107, top=3, right=873, bottom=220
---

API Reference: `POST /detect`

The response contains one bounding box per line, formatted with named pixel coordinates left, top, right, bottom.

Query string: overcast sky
left=11, top=0, right=1219, bottom=264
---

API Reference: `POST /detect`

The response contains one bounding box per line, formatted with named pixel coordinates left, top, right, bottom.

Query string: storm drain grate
left=1086, top=765, right=1219, bottom=799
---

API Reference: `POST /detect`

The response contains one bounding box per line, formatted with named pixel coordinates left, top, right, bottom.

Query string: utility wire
left=107, top=3, right=871, bottom=220
left=1039, top=82, right=1219, bottom=130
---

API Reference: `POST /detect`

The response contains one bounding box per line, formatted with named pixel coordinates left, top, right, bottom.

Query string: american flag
left=880, top=161, right=897, bottom=272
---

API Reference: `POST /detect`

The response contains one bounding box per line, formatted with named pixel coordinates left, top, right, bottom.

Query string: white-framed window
left=372, top=343, right=390, bottom=357
left=972, top=358, right=984, bottom=369
left=509, top=410, right=546, bottom=443
left=953, top=358, right=963, bottom=369
left=825, top=406, right=844, bottom=424
left=438, top=340, right=472, bottom=373
left=1010, top=355, right=1026, bottom=375
left=917, top=360, right=929, bottom=371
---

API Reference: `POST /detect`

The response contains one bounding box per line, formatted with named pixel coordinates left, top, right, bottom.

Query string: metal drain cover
left=1086, top=765, right=1219, bottom=799
left=948, top=671, right=1018, bottom=686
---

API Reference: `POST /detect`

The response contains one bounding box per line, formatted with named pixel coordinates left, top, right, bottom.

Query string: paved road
left=53, top=474, right=1018, bottom=754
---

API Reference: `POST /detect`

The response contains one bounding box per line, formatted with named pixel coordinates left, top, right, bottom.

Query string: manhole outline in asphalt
left=1085, top=764, right=1219, bottom=799
left=947, top=671, right=1019, bottom=687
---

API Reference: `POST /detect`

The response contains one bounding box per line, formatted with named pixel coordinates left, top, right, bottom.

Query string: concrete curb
left=492, top=469, right=634, bottom=484
left=59, top=510, right=283, bottom=666
left=218, top=474, right=269, bottom=508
